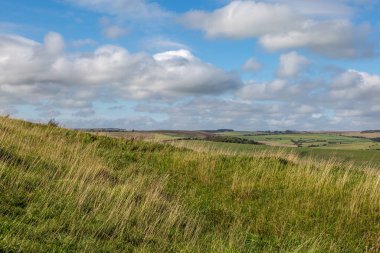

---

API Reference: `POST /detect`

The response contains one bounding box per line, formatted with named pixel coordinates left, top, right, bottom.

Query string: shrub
left=47, top=118, right=59, bottom=127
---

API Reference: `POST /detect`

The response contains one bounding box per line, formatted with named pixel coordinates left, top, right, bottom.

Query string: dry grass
left=0, top=117, right=379, bottom=252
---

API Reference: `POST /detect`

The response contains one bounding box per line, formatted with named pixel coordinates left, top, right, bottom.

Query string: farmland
left=217, top=131, right=380, bottom=149
left=172, top=140, right=380, bottom=168
left=94, top=130, right=380, bottom=167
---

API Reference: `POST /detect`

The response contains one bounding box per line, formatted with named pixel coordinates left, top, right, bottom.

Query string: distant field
left=341, top=131, right=380, bottom=139
left=172, top=140, right=380, bottom=168
left=97, top=130, right=380, bottom=167
left=97, top=130, right=380, bottom=149
left=97, top=130, right=380, bottom=151
left=217, top=131, right=380, bottom=150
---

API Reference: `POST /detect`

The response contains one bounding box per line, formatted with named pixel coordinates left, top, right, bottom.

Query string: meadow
left=217, top=131, right=380, bottom=150
left=97, top=129, right=380, bottom=167
left=172, top=140, right=380, bottom=168
left=1, top=117, right=380, bottom=252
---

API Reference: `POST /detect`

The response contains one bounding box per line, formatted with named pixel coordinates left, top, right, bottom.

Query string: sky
left=0, top=0, right=380, bottom=130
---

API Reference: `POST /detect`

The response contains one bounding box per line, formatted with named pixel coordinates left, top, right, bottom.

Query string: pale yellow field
left=340, top=132, right=380, bottom=139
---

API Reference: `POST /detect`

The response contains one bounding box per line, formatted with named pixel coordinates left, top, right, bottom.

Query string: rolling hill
left=0, top=117, right=379, bottom=252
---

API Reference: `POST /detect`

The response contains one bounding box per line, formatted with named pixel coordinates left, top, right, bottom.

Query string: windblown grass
left=0, top=117, right=379, bottom=252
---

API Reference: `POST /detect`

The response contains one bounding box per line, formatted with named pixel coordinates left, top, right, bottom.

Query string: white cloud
left=133, top=97, right=323, bottom=130
left=230, top=67, right=380, bottom=130
left=126, top=49, right=240, bottom=98
left=44, top=32, right=65, bottom=54
left=242, top=57, right=262, bottom=72
left=311, top=69, right=380, bottom=126
left=260, top=20, right=372, bottom=58
left=277, top=51, right=309, bottom=78
left=236, top=79, right=301, bottom=100
left=262, top=0, right=353, bottom=18
left=1, top=27, right=379, bottom=130
left=330, top=69, right=380, bottom=100
left=182, top=1, right=373, bottom=58
left=237, top=80, right=287, bottom=100
left=182, top=1, right=301, bottom=39
left=0, top=32, right=240, bottom=116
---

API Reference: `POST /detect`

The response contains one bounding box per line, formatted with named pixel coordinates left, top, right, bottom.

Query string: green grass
left=218, top=132, right=380, bottom=150
left=174, top=140, right=380, bottom=168
left=1, top=117, right=380, bottom=252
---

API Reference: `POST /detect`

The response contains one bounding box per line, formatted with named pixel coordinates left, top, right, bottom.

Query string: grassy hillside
left=1, top=117, right=380, bottom=252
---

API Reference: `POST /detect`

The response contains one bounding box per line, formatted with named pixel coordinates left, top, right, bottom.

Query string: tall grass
left=0, top=116, right=379, bottom=252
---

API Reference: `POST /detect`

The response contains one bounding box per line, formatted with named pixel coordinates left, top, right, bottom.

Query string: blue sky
left=0, top=0, right=380, bottom=130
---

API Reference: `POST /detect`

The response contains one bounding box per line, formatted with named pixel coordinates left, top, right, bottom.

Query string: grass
left=94, top=131, right=178, bottom=141
left=99, top=130, right=380, bottom=150
left=218, top=132, right=380, bottom=149
left=1, top=117, right=380, bottom=252
left=173, top=140, right=380, bottom=168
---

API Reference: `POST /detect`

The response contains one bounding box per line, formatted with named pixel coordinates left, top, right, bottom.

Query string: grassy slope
left=1, top=117, right=380, bottom=252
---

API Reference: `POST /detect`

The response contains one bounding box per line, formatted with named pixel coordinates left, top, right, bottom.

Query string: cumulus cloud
left=0, top=32, right=240, bottom=116
left=125, top=49, right=241, bottom=98
left=0, top=33, right=64, bottom=86
left=133, top=97, right=324, bottom=130
left=261, top=0, right=353, bottom=18
left=1, top=27, right=379, bottom=130
left=260, top=20, right=372, bottom=58
left=182, top=1, right=301, bottom=39
left=182, top=0, right=374, bottom=58
left=44, top=32, right=65, bottom=54
left=236, top=79, right=302, bottom=100
left=277, top=51, right=309, bottom=78
left=229, top=64, right=380, bottom=130
left=330, top=70, right=380, bottom=101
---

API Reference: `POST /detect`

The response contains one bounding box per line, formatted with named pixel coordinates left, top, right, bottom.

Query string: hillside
left=0, top=117, right=379, bottom=252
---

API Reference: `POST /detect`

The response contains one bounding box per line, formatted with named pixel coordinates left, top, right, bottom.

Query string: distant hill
left=361, top=130, right=380, bottom=133
left=77, top=128, right=128, bottom=132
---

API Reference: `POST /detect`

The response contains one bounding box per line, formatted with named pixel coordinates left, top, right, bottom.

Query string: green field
left=218, top=131, right=380, bottom=150
left=172, top=140, right=380, bottom=168
left=97, top=130, right=380, bottom=151
left=1, top=117, right=380, bottom=252
left=99, top=130, right=380, bottom=167
left=94, top=129, right=380, bottom=168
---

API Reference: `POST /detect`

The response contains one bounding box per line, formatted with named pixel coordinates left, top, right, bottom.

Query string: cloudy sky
left=1, top=0, right=379, bottom=130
